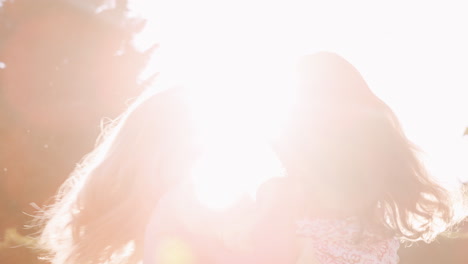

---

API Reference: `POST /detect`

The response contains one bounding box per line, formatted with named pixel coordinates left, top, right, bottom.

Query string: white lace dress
left=296, top=217, right=400, bottom=264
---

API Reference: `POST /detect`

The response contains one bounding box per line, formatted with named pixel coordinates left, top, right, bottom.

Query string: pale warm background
left=131, top=0, right=468, bottom=183
left=0, top=0, right=467, bottom=263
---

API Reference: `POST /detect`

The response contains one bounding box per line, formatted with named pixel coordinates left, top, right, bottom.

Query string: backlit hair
left=36, top=87, right=194, bottom=264
left=278, top=52, right=464, bottom=242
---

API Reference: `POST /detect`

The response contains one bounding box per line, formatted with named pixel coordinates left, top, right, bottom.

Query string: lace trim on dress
left=296, top=217, right=400, bottom=264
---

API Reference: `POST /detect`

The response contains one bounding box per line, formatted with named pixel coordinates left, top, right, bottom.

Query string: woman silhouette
left=38, top=87, right=199, bottom=264
left=254, top=52, right=464, bottom=264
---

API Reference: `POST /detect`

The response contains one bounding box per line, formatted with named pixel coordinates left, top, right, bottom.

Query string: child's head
left=276, top=51, right=459, bottom=241
left=38, top=87, right=197, bottom=264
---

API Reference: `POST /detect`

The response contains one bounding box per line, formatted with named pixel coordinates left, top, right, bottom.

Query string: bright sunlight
left=126, top=0, right=468, bottom=209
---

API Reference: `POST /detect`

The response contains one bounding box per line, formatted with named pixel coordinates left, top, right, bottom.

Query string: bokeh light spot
left=155, top=237, right=195, bottom=264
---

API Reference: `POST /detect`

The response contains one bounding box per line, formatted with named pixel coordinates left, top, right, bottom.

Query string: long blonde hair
left=277, top=52, right=464, bottom=243
left=36, top=87, right=195, bottom=264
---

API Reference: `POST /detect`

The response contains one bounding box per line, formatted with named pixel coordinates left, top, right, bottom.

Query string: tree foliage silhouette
left=0, top=1, right=155, bottom=263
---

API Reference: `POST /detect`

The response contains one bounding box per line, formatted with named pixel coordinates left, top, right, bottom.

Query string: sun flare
left=183, top=74, right=293, bottom=210
left=129, top=0, right=468, bottom=210
left=190, top=141, right=284, bottom=211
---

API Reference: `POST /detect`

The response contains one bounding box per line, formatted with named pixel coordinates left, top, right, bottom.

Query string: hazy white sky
left=129, top=0, right=468, bottom=182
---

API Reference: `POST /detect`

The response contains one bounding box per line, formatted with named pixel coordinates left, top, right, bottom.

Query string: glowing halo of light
left=129, top=0, right=468, bottom=198
left=190, top=140, right=284, bottom=211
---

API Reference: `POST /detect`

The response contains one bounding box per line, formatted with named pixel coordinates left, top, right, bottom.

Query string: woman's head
left=296, top=52, right=377, bottom=105
left=276, top=51, right=459, bottom=241
left=39, top=87, right=197, bottom=264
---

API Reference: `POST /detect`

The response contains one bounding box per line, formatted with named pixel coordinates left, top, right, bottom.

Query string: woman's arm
left=295, top=237, right=321, bottom=264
